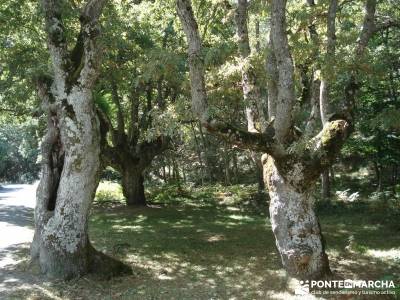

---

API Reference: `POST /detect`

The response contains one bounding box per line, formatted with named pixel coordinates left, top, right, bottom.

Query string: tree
left=31, top=0, right=130, bottom=279
left=94, top=3, right=184, bottom=206
left=177, top=0, right=378, bottom=279
left=98, top=74, right=172, bottom=206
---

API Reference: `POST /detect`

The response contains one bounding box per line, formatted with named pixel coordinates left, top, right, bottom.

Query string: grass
left=2, top=182, right=400, bottom=299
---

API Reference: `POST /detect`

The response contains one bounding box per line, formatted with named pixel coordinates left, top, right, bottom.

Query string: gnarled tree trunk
left=101, top=133, right=170, bottom=206
left=98, top=70, right=172, bottom=207
left=31, top=0, right=131, bottom=279
left=177, top=0, right=377, bottom=280
left=121, top=167, right=146, bottom=206
left=263, top=156, right=330, bottom=279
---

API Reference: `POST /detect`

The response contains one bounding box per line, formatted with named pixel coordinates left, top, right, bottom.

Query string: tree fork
left=177, top=0, right=377, bottom=280
left=32, top=0, right=132, bottom=280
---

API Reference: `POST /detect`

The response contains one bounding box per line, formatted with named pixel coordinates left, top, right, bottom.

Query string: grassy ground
left=2, top=182, right=400, bottom=299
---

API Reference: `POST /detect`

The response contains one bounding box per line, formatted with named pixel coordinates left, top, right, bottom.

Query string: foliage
left=0, top=120, right=39, bottom=183
left=1, top=0, right=397, bottom=195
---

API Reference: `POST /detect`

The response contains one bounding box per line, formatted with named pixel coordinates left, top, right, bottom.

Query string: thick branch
left=176, top=0, right=209, bottom=124
left=78, top=0, right=108, bottom=88
left=204, top=120, right=285, bottom=156
left=266, top=37, right=278, bottom=120
left=138, top=137, right=171, bottom=169
left=140, top=83, right=153, bottom=131
left=129, top=87, right=140, bottom=146
left=41, top=0, right=107, bottom=90
left=236, top=0, right=251, bottom=58
left=341, top=0, right=377, bottom=121
left=304, top=0, right=377, bottom=176
left=41, top=0, right=70, bottom=87
left=235, top=0, right=265, bottom=133
left=356, top=0, right=377, bottom=57
left=320, top=0, right=338, bottom=125
left=97, top=107, right=121, bottom=152
left=270, top=0, right=295, bottom=142
left=305, top=78, right=321, bottom=136
left=81, top=0, right=107, bottom=22
left=110, top=79, right=126, bottom=145
left=308, top=119, right=351, bottom=172
left=177, top=0, right=282, bottom=156
left=326, top=0, right=338, bottom=58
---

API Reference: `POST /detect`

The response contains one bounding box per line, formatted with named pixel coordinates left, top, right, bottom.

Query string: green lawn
left=5, top=183, right=400, bottom=299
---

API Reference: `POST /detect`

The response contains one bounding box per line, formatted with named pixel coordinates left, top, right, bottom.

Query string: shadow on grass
left=86, top=204, right=289, bottom=299
left=86, top=202, right=400, bottom=299
left=1, top=188, right=399, bottom=299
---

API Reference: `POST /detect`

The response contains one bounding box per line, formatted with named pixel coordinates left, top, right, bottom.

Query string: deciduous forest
left=0, top=0, right=399, bottom=299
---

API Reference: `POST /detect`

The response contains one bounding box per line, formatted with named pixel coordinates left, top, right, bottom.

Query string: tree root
left=88, top=243, right=132, bottom=279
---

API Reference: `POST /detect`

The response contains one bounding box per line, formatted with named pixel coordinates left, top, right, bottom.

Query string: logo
left=295, top=279, right=397, bottom=296
left=295, top=280, right=310, bottom=295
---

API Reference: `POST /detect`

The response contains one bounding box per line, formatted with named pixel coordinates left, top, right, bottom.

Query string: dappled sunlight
left=205, top=234, right=226, bottom=242
left=1, top=182, right=398, bottom=299
left=366, top=248, right=400, bottom=261
left=228, top=214, right=255, bottom=222
left=112, top=224, right=144, bottom=232
left=81, top=201, right=293, bottom=298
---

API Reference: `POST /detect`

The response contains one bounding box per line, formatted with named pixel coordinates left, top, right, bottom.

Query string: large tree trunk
left=32, top=87, right=130, bottom=279
left=31, top=0, right=132, bottom=279
left=263, top=156, right=331, bottom=279
left=122, top=168, right=146, bottom=206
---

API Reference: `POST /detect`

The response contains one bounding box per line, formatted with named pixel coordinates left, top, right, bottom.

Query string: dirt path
left=0, top=183, right=42, bottom=299
left=0, top=183, right=36, bottom=266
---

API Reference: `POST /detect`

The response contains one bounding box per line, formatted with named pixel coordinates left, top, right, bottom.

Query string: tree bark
left=32, top=0, right=131, bottom=279
left=263, top=156, right=331, bottom=279
left=101, top=133, right=170, bottom=206
left=32, top=83, right=130, bottom=279
left=122, top=168, right=146, bottom=206
left=321, top=170, right=331, bottom=200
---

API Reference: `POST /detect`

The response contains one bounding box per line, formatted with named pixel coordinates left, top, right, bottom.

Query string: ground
left=0, top=182, right=399, bottom=299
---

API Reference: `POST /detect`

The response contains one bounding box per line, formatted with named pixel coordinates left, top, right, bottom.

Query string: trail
left=0, top=183, right=36, bottom=267
left=0, top=183, right=39, bottom=299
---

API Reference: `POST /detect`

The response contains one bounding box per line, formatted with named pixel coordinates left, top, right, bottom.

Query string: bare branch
left=319, top=0, right=338, bottom=125
left=110, top=78, right=127, bottom=145
left=176, top=0, right=209, bottom=124
left=265, top=37, right=278, bottom=121
left=270, top=0, right=295, bottom=143
left=235, top=0, right=264, bottom=133
left=81, top=0, right=107, bottom=22
left=78, top=0, right=108, bottom=88
left=356, top=0, right=377, bottom=57
left=41, top=0, right=70, bottom=87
